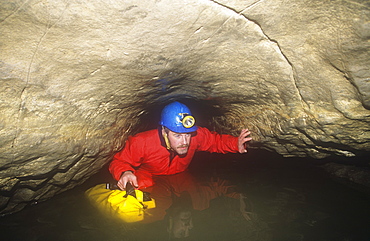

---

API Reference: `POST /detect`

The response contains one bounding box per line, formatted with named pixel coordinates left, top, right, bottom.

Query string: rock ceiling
left=0, top=0, right=369, bottom=214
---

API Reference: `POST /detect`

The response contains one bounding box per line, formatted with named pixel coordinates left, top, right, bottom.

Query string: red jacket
left=109, top=127, right=239, bottom=181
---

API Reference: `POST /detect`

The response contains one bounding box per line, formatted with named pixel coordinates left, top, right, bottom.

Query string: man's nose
left=184, top=227, right=190, bottom=238
left=181, top=135, right=188, bottom=145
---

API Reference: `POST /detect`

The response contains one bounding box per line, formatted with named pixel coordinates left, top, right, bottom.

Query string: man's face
left=170, top=210, right=193, bottom=238
left=164, top=129, right=192, bottom=155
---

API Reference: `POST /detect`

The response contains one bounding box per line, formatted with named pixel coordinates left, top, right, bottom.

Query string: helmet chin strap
left=162, top=127, right=172, bottom=150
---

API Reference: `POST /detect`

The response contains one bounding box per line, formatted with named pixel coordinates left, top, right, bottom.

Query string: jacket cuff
left=120, top=170, right=134, bottom=179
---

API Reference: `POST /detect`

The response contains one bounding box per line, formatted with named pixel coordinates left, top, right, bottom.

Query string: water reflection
left=1, top=151, right=369, bottom=241
left=86, top=171, right=267, bottom=240
left=145, top=172, right=262, bottom=240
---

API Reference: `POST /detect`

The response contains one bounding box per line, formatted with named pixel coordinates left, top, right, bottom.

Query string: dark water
left=1, top=150, right=369, bottom=241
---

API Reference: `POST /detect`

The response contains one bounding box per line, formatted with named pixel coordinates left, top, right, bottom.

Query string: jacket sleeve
left=195, top=127, right=239, bottom=153
left=109, top=135, right=145, bottom=181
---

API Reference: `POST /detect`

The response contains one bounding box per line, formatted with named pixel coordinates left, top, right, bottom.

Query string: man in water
left=109, top=101, right=252, bottom=190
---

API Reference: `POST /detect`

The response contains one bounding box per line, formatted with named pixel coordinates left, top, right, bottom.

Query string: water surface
left=1, top=150, right=369, bottom=241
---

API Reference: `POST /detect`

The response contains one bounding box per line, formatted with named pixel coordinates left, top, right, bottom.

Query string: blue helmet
left=160, top=101, right=198, bottom=133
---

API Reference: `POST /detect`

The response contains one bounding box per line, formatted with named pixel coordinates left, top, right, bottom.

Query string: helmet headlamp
left=180, top=113, right=195, bottom=129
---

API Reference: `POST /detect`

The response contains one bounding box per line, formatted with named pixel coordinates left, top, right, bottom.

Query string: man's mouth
left=178, top=145, right=188, bottom=149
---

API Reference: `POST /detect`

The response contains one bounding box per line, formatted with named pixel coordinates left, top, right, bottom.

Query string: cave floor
left=1, top=150, right=369, bottom=241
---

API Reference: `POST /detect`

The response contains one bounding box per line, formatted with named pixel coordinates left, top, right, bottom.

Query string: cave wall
left=0, top=0, right=369, bottom=214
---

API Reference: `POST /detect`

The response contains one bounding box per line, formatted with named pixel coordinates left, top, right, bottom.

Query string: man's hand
left=238, top=129, right=252, bottom=153
left=117, top=171, right=138, bottom=190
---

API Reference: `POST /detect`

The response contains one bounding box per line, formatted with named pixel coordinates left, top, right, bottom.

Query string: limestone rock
left=0, top=0, right=369, bottom=214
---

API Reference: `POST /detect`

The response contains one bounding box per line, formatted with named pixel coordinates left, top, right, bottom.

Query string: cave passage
left=123, top=70, right=253, bottom=138
left=1, top=0, right=370, bottom=221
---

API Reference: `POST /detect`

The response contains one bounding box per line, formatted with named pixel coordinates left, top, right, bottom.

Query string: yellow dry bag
left=85, top=183, right=156, bottom=223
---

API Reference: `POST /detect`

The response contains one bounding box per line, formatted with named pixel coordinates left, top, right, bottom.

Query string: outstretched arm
left=238, top=129, right=252, bottom=153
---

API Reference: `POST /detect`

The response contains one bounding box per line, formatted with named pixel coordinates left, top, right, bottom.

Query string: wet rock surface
left=1, top=0, right=369, bottom=214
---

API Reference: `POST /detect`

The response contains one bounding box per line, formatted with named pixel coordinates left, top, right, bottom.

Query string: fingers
left=243, top=136, right=253, bottom=143
left=241, top=128, right=251, bottom=137
left=238, top=140, right=248, bottom=153
left=117, top=176, right=129, bottom=190
left=118, top=171, right=138, bottom=190
left=117, top=179, right=126, bottom=190
left=242, top=129, right=252, bottom=142
left=131, top=178, right=139, bottom=188
left=238, top=128, right=252, bottom=154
